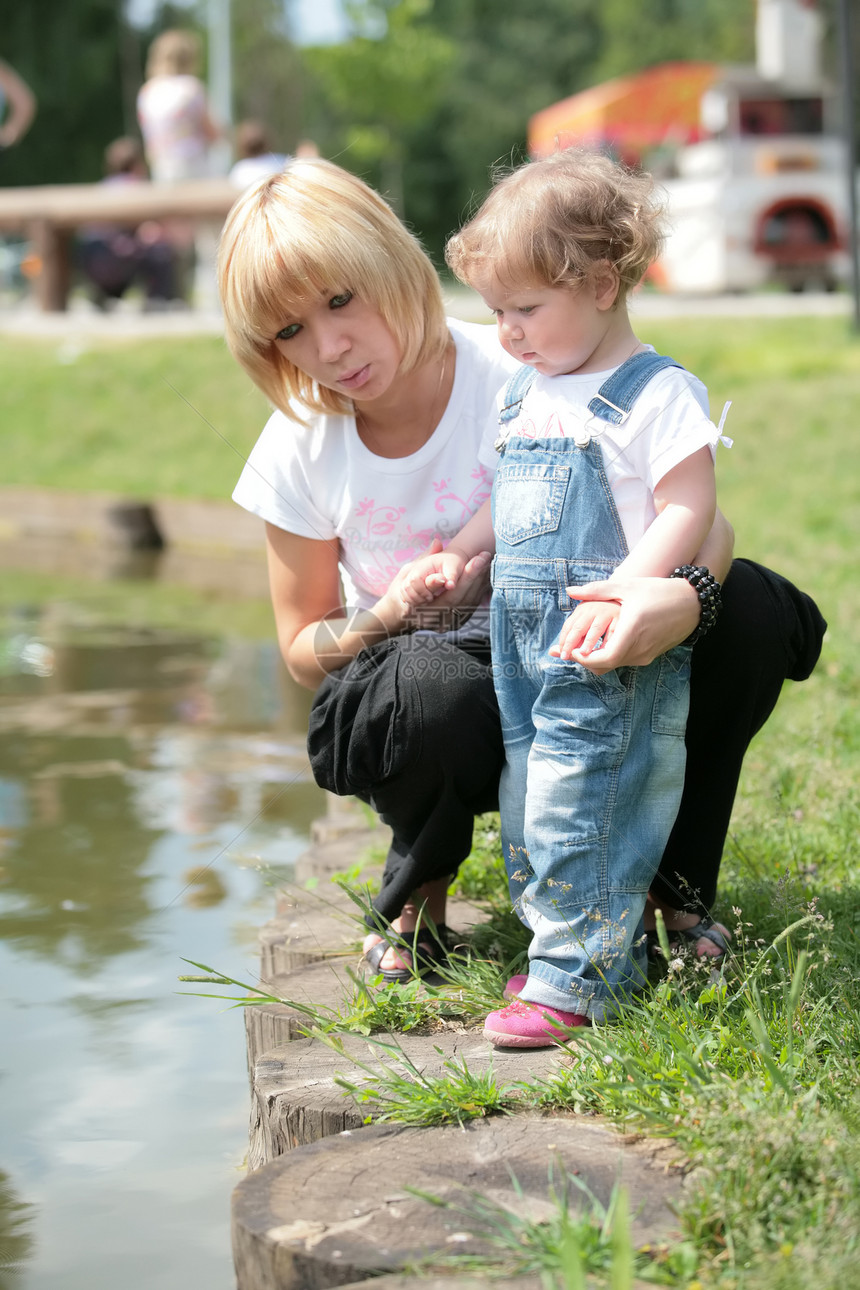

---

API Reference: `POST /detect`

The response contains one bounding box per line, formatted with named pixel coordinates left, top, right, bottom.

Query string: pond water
left=0, top=547, right=326, bottom=1289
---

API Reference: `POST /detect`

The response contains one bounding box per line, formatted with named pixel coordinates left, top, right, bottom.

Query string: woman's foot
left=362, top=928, right=412, bottom=978
left=362, top=919, right=449, bottom=983
left=672, top=917, right=731, bottom=959
left=645, top=908, right=731, bottom=961
left=362, top=883, right=449, bottom=980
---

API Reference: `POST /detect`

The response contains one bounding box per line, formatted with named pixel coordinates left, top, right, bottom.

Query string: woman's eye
left=518, top=305, right=535, bottom=315
left=275, top=323, right=301, bottom=341
left=329, top=291, right=353, bottom=309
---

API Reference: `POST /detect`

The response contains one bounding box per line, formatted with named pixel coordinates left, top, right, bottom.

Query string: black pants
left=307, top=559, right=826, bottom=928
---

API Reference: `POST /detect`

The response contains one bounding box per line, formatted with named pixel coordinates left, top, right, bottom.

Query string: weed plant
left=408, top=1172, right=698, bottom=1288
left=321, top=1034, right=520, bottom=1128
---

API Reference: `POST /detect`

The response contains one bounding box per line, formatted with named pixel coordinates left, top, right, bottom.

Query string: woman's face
left=272, top=289, right=403, bottom=403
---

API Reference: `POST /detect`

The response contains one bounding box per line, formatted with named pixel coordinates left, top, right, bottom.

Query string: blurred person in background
left=0, top=57, right=36, bottom=152
left=136, top=29, right=219, bottom=182
left=229, top=120, right=290, bottom=190
left=77, top=136, right=180, bottom=312
left=137, top=28, right=222, bottom=304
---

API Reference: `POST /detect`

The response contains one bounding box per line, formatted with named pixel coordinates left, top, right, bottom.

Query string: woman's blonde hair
left=446, top=148, right=665, bottom=303
left=146, top=28, right=201, bottom=78
left=217, top=159, right=448, bottom=419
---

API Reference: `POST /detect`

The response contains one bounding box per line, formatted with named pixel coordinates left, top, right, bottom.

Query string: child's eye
left=518, top=305, right=535, bottom=315
left=329, top=291, right=353, bottom=309
left=275, top=322, right=301, bottom=341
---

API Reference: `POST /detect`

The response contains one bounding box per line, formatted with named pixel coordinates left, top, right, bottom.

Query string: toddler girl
left=403, top=149, right=731, bottom=1046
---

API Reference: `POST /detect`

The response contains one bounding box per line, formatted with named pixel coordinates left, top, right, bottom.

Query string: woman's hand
left=563, top=575, right=701, bottom=673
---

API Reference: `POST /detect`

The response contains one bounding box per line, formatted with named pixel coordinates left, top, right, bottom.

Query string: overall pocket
left=651, top=644, right=692, bottom=736
left=493, top=461, right=570, bottom=546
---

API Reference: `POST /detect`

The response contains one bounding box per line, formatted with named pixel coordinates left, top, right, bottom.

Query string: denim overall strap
left=496, top=352, right=683, bottom=441
left=498, top=365, right=538, bottom=425
left=587, top=352, right=682, bottom=426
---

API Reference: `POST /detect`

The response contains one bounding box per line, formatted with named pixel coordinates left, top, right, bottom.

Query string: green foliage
left=306, top=1, right=456, bottom=136
left=591, top=0, right=755, bottom=81
left=0, top=0, right=131, bottom=185
left=448, top=812, right=508, bottom=902
left=325, top=1034, right=521, bottom=1126
left=230, top=0, right=304, bottom=152
left=411, top=1170, right=697, bottom=1287
left=323, top=972, right=442, bottom=1034
left=326, top=857, right=381, bottom=898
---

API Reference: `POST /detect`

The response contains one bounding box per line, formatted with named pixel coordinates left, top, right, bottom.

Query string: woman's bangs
left=245, top=216, right=384, bottom=347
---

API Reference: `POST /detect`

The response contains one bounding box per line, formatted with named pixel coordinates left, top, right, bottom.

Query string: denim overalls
left=490, top=353, right=692, bottom=1021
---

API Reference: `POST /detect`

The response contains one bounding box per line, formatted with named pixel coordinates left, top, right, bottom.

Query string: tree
left=401, top=0, right=606, bottom=256
left=0, top=0, right=131, bottom=186
left=592, top=0, right=755, bottom=82
left=231, top=0, right=304, bottom=152
left=302, top=0, right=456, bottom=215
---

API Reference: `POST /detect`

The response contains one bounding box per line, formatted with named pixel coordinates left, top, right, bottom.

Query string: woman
left=136, top=28, right=220, bottom=183
left=218, top=159, right=825, bottom=982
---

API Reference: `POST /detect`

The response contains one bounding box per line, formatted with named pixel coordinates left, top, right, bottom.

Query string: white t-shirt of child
left=479, top=351, right=725, bottom=550
left=233, top=318, right=517, bottom=626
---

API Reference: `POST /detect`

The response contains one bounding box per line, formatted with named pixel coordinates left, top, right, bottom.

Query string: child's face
left=479, top=276, right=620, bottom=377
left=272, top=289, right=402, bottom=402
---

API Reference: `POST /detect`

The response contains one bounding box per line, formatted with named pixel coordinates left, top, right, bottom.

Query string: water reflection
left=0, top=575, right=324, bottom=1289
left=0, top=1169, right=35, bottom=1284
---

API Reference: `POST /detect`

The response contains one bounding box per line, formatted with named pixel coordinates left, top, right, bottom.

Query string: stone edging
left=232, top=795, right=687, bottom=1289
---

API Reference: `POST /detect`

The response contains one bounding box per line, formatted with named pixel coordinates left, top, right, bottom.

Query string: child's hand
left=550, top=599, right=621, bottom=661
left=399, top=549, right=468, bottom=607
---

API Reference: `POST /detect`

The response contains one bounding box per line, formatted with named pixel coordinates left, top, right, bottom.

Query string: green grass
left=0, top=334, right=268, bottom=499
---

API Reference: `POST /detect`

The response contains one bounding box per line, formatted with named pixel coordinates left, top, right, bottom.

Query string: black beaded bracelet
left=670, top=564, right=722, bottom=645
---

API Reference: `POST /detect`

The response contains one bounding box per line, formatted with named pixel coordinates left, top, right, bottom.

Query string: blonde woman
left=217, top=159, right=825, bottom=988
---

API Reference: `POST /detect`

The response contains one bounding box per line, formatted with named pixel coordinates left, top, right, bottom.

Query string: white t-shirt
left=479, top=353, right=725, bottom=549
left=229, top=153, right=290, bottom=190
left=233, top=318, right=517, bottom=620
left=137, top=75, right=212, bottom=181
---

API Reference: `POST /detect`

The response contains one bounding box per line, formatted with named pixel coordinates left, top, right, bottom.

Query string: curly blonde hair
left=217, top=159, right=448, bottom=420
left=446, top=148, right=665, bottom=303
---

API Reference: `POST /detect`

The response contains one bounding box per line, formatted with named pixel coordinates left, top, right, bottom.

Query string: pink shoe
left=503, top=974, right=528, bottom=999
left=483, top=999, right=590, bottom=1048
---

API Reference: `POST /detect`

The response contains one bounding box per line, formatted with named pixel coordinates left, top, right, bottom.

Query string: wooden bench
left=0, top=178, right=240, bottom=311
